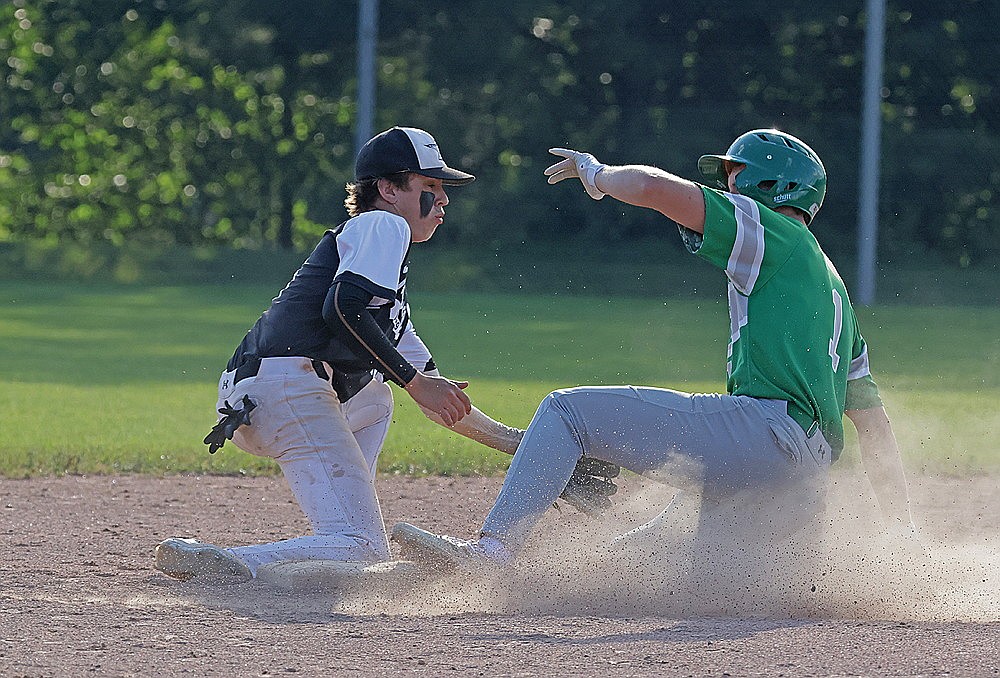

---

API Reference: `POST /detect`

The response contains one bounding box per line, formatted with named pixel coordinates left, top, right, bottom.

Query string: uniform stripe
left=726, top=284, right=749, bottom=377
left=848, top=344, right=871, bottom=380
left=829, top=289, right=843, bottom=373
left=724, top=194, right=765, bottom=295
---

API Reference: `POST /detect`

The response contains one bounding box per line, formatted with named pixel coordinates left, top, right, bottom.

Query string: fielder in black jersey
left=225, top=215, right=421, bottom=405
left=154, top=127, right=532, bottom=583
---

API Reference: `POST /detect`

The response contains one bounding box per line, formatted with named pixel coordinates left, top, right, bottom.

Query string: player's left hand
left=545, top=148, right=607, bottom=200
left=559, top=456, right=621, bottom=516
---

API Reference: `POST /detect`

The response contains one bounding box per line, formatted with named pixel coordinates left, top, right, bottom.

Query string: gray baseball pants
left=482, top=386, right=831, bottom=553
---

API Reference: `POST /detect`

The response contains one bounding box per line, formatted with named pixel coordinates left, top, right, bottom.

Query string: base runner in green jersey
left=392, top=130, right=923, bottom=573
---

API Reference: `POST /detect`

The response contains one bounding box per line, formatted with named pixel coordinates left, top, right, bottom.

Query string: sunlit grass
left=1, top=280, right=997, bottom=477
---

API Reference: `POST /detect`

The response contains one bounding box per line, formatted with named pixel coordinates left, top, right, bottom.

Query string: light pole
left=857, top=0, right=886, bottom=306
left=355, top=0, right=378, bottom=158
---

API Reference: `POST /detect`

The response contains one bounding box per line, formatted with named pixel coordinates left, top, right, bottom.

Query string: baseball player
left=393, top=129, right=921, bottom=570
left=155, top=127, right=616, bottom=584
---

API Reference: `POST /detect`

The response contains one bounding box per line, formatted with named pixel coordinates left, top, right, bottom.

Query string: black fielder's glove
left=203, top=394, right=256, bottom=454
left=558, top=456, right=621, bottom=516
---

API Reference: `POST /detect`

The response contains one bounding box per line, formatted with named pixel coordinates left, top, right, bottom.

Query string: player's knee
left=538, top=389, right=569, bottom=417
left=536, top=388, right=590, bottom=431
left=546, top=386, right=585, bottom=403
left=545, top=386, right=592, bottom=411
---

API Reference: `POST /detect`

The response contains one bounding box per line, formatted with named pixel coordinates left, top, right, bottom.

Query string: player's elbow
left=637, top=173, right=705, bottom=231
left=322, top=283, right=365, bottom=334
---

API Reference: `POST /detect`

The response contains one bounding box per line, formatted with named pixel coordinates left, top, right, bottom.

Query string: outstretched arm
left=846, top=406, right=918, bottom=534
left=544, top=148, right=707, bottom=232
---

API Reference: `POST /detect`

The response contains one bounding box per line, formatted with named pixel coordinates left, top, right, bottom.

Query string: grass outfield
left=1, top=280, right=997, bottom=477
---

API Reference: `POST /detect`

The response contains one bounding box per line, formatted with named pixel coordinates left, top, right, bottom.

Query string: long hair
left=344, top=173, right=411, bottom=216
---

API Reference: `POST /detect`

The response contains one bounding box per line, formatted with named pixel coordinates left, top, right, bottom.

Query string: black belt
left=233, top=357, right=330, bottom=385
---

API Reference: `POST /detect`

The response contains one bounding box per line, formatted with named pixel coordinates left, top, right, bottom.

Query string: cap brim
left=415, top=166, right=476, bottom=185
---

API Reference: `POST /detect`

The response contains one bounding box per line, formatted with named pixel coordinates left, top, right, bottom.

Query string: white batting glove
left=545, top=147, right=607, bottom=200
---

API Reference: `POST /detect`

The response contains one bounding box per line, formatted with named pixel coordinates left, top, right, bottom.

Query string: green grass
left=1, top=280, right=997, bottom=477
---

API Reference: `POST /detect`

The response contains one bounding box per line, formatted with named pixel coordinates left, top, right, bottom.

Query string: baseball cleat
left=154, top=537, right=253, bottom=584
left=391, top=522, right=512, bottom=570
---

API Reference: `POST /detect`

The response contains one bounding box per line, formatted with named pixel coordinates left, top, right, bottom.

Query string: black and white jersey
left=228, top=210, right=420, bottom=398
left=333, top=210, right=412, bottom=347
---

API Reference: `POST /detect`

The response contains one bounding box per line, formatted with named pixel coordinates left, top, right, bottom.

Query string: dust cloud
left=338, top=472, right=998, bottom=622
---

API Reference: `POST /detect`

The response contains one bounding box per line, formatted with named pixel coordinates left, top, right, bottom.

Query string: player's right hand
left=403, top=371, right=471, bottom=427
left=545, top=148, right=607, bottom=200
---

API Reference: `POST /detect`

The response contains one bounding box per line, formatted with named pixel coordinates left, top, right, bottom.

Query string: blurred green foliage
left=0, top=1, right=997, bottom=277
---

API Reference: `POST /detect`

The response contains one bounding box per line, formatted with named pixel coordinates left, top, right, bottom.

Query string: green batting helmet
left=698, top=129, right=827, bottom=224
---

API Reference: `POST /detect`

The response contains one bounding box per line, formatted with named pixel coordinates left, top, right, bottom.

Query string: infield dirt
left=1, top=472, right=997, bottom=676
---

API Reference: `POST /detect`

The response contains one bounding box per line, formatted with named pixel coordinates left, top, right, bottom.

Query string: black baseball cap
left=354, top=127, right=475, bottom=185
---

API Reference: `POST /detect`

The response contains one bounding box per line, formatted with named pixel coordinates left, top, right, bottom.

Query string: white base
left=255, top=559, right=426, bottom=593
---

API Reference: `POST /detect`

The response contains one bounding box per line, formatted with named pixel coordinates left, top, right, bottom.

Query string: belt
left=232, top=357, right=331, bottom=385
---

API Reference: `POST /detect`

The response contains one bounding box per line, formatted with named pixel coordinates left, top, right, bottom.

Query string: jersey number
left=829, top=289, right=843, bottom=372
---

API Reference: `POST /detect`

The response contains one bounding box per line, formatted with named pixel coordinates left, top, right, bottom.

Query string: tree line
left=1, top=0, right=996, bottom=266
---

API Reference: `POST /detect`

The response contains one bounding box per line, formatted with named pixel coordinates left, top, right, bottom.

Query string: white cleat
left=154, top=537, right=253, bottom=584
left=391, top=522, right=512, bottom=570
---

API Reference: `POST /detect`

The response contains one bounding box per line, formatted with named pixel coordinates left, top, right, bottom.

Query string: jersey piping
left=332, top=283, right=411, bottom=386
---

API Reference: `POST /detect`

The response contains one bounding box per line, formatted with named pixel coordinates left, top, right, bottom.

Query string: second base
left=255, top=558, right=426, bottom=593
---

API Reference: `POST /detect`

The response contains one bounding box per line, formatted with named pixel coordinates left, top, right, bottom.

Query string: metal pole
left=355, top=0, right=378, bottom=157
left=856, top=0, right=886, bottom=306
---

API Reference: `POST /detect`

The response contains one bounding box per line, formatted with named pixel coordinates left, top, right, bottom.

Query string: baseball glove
left=559, top=456, right=621, bottom=516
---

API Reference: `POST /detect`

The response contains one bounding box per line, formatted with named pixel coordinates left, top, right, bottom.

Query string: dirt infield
left=1, top=472, right=998, bottom=677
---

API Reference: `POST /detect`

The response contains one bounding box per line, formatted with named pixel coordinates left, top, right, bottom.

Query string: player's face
left=724, top=161, right=746, bottom=193
left=398, top=174, right=449, bottom=243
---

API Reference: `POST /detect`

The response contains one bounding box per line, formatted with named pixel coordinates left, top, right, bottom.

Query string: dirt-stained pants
left=216, top=357, right=393, bottom=575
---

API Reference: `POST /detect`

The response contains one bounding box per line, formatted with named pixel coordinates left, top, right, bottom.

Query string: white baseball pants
left=215, top=357, right=393, bottom=575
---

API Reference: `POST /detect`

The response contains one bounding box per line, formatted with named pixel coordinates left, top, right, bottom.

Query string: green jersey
left=682, top=187, right=879, bottom=458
